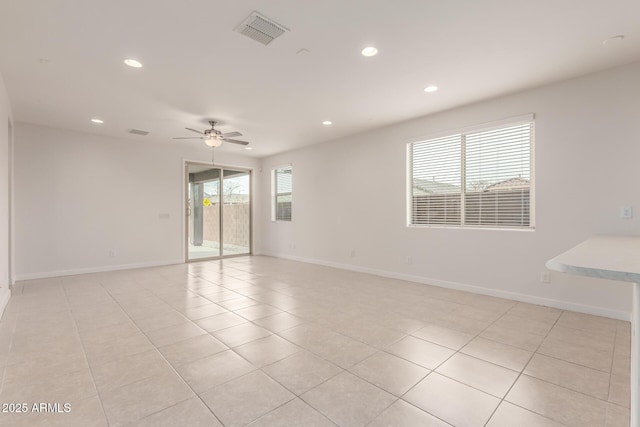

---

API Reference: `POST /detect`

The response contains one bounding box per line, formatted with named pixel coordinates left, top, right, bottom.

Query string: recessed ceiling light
left=322, top=120, right=332, bottom=126
left=245, top=147, right=253, bottom=150
left=603, top=35, right=625, bottom=46
left=91, top=118, right=104, bottom=124
left=124, top=59, right=143, bottom=68
left=424, top=85, right=439, bottom=93
left=361, top=47, right=378, bottom=57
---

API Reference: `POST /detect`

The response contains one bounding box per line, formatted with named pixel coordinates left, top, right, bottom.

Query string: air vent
left=234, top=11, right=289, bottom=45
left=128, top=129, right=149, bottom=136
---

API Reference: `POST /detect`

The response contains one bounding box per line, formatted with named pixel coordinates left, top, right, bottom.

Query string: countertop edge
left=546, top=259, right=640, bottom=283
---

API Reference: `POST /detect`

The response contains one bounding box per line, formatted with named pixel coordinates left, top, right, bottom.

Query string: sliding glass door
left=186, top=163, right=251, bottom=261
left=222, top=169, right=251, bottom=256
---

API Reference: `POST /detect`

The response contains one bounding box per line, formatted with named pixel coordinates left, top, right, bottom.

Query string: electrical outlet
left=350, top=250, right=356, bottom=258
left=540, top=271, right=550, bottom=283
left=620, top=206, right=633, bottom=219
left=406, top=256, right=413, bottom=265
left=109, top=249, right=117, bottom=257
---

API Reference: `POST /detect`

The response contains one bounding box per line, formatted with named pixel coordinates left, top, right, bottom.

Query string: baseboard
left=264, top=252, right=631, bottom=321
left=14, top=259, right=185, bottom=282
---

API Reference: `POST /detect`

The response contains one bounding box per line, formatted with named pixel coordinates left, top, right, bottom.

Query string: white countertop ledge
left=547, top=234, right=640, bottom=427
left=546, top=235, right=640, bottom=283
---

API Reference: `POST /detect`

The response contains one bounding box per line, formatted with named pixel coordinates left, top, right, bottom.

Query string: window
left=408, top=119, right=534, bottom=228
left=272, top=166, right=292, bottom=221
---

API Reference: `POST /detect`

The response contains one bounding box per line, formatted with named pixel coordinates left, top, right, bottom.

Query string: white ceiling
left=1, top=1, right=639, bottom=158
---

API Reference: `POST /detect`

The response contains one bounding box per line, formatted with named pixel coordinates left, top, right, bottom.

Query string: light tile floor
left=188, top=242, right=249, bottom=260
left=0, top=256, right=631, bottom=427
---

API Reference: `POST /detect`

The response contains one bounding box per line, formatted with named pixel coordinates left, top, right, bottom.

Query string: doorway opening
left=186, top=163, right=251, bottom=261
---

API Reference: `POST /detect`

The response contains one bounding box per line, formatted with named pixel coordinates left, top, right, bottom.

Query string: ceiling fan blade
left=221, top=131, right=242, bottom=138
left=185, top=127, right=204, bottom=135
left=223, top=138, right=250, bottom=146
left=172, top=137, right=204, bottom=140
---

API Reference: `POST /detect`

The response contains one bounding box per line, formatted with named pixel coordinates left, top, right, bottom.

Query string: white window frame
left=406, top=114, right=535, bottom=230
left=271, top=165, right=292, bottom=222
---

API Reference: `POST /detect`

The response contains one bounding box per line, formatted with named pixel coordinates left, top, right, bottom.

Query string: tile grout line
left=146, top=262, right=340, bottom=411
left=214, top=276, right=418, bottom=425
left=398, top=302, right=565, bottom=424
left=96, top=272, right=228, bottom=427
left=5, top=258, right=631, bottom=426
left=606, top=324, right=623, bottom=425
left=115, top=268, right=328, bottom=405
left=184, top=262, right=338, bottom=424
left=242, top=365, right=339, bottom=427
left=61, top=280, right=111, bottom=426
left=245, top=324, right=356, bottom=424
left=367, top=299, right=520, bottom=425
left=0, top=300, right=20, bottom=410
left=607, top=326, right=618, bottom=402
left=199, top=258, right=632, bottom=419
left=0, top=298, right=20, bottom=390
left=483, top=309, right=568, bottom=427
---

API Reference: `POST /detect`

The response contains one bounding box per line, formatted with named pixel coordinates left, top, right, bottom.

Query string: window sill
left=407, top=224, right=535, bottom=232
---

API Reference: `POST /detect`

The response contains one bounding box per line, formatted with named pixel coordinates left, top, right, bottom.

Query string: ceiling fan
left=173, top=120, right=249, bottom=148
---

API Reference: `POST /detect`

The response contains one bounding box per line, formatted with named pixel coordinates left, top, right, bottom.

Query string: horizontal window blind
left=273, top=166, right=292, bottom=221
left=465, top=123, right=532, bottom=227
left=408, top=121, right=533, bottom=228
left=409, top=134, right=462, bottom=225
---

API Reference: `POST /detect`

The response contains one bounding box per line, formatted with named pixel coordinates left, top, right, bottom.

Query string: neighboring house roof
left=486, top=177, right=530, bottom=191
left=413, top=177, right=529, bottom=194
left=413, top=178, right=460, bottom=195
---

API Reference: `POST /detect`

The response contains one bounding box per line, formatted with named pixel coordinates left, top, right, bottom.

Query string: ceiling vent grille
left=128, top=129, right=149, bottom=136
left=234, top=11, right=289, bottom=45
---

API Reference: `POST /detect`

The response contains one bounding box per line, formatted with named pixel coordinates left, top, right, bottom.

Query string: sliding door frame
left=183, top=159, right=253, bottom=263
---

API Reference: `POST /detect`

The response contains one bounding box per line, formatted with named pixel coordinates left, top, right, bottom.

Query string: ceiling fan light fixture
left=175, top=121, right=249, bottom=146
left=205, top=137, right=222, bottom=148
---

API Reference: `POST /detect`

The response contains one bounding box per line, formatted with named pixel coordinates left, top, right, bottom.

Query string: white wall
left=14, top=123, right=260, bottom=279
left=258, top=61, right=640, bottom=320
left=0, top=73, right=12, bottom=314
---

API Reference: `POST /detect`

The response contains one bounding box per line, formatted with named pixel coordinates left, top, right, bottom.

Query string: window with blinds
left=408, top=120, right=533, bottom=228
left=272, top=166, right=292, bottom=221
